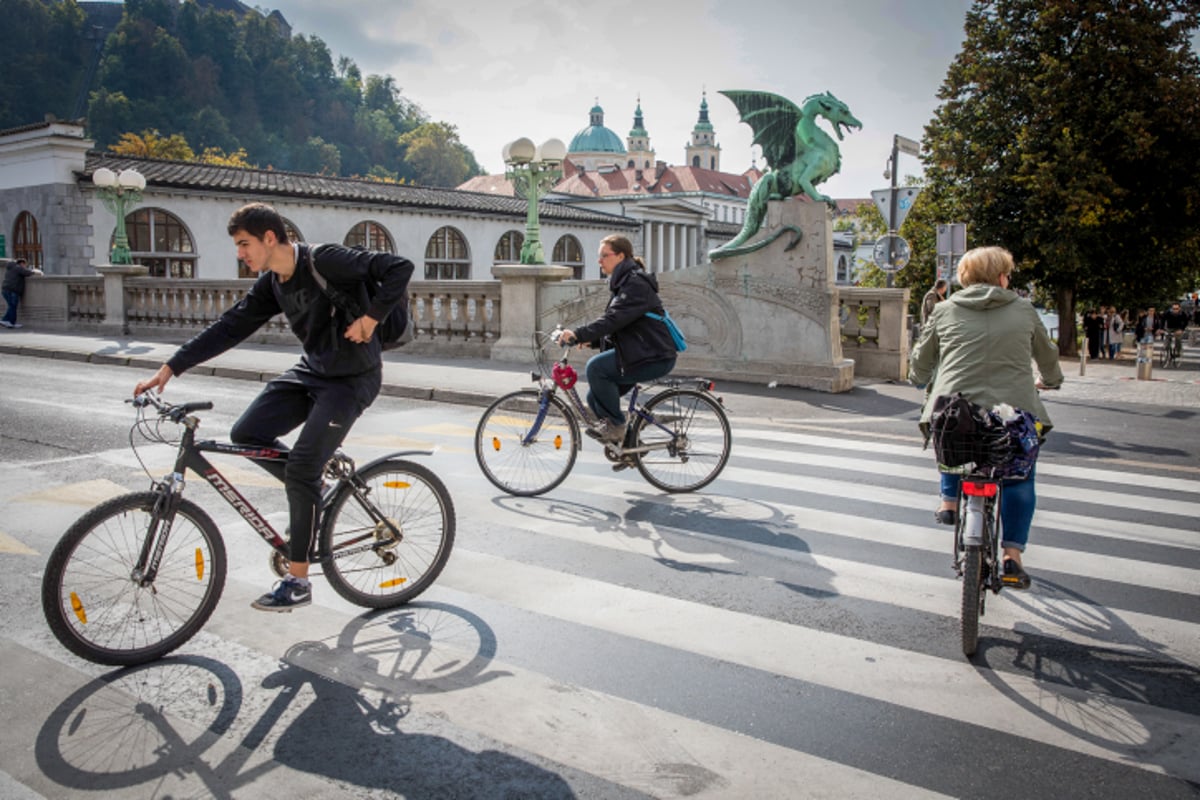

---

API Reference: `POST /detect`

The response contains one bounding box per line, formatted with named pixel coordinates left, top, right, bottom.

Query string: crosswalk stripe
left=735, top=428, right=1200, bottom=496
left=474, top=494, right=1200, bottom=667
left=712, top=462, right=1200, bottom=555
left=441, top=549, right=1200, bottom=783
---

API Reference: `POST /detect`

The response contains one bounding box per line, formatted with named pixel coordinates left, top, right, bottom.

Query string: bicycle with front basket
left=42, top=392, right=456, bottom=666
left=474, top=330, right=732, bottom=496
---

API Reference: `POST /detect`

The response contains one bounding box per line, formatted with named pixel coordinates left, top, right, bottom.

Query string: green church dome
left=568, top=103, right=627, bottom=154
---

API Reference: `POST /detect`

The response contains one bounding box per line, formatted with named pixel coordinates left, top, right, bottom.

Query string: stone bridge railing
left=18, top=269, right=910, bottom=383
left=23, top=274, right=502, bottom=355
left=838, top=287, right=910, bottom=381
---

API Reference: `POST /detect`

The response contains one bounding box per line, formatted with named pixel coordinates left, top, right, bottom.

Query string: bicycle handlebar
left=129, top=392, right=214, bottom=423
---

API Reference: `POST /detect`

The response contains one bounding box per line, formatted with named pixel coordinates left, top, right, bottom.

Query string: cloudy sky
left=265, top=0, right=975, bottom=198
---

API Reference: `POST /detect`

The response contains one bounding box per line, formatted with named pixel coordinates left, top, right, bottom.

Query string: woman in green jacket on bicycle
left=910, top=246, right=1063, bottom=588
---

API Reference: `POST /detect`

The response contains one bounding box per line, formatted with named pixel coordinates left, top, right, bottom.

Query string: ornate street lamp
left=92, top=167, right=146, bottom=265
left=503, top=137, right=566, bottom=265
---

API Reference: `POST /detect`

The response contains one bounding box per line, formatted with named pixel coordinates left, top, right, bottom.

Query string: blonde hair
left=956, top=246, right=1014, bottom=287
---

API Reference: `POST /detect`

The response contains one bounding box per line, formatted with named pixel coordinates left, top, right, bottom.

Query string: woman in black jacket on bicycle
left=560, top=235, right=677, bottom=443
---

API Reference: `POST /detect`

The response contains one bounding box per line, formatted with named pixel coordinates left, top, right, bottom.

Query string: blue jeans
left=940, top=463, right=1038, bottom=552
left=584, top=350, right=675, bottom=424
left=2, top=289, right=19, bottom=325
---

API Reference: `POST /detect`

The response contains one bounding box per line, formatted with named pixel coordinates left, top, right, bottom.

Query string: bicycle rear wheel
left=960, top=544, right=983, bottom=657
left=633, top=388, right=731, bottom=492
left=475, top=389, right=579, bottom=496
left=42, top=492, right=226, bottom=666
left=321, top=459, right=455, bottom=608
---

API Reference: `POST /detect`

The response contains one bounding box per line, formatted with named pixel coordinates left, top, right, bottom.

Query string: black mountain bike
left=42, top=392, right=456, bottom=666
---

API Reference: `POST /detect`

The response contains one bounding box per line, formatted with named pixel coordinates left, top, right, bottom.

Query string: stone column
left=94, top=263, right=148, bottom=335
left=490, top=263, right=574, bottom=362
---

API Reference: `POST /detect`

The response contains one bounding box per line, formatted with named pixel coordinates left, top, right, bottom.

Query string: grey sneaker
left=0, top=321, right=12, bottom=328
left=252, top=576, right=311, bottom=612
left=586, top=418, right=627, bottom=443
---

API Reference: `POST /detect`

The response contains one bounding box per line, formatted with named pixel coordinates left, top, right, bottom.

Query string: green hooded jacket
left=910, top=284, right=1063, bottom=429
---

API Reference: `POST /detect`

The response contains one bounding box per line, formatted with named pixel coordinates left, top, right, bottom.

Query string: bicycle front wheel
left=41, top=492, right=226, bottom=666
left=475, top=389, right=579, bottom=496
left=321, top=459, right=455, bottom=608
left=960, top=544, right=983, bottom=657
left=633, top=388, right=732, bottom=492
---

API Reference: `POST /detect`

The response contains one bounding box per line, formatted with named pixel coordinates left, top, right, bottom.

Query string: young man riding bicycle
left=133, top=203, right=413, bottom=612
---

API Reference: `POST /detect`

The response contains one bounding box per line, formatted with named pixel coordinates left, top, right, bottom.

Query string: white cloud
left=268, top=0, right=974, bottom=197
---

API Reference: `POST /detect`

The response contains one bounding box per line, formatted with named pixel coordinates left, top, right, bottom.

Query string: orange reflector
left=195, top=548, right=205, bottom=580
left=492, top=436, right=501, bottom=452
left=962, top=481, right=999, bottom=497
left=383, top=481, right=411, bottom=489
left=70, top=592, right=87, bottom=625
left=554, top=434, right=562, bottom=449
left=379, top=577, right=408, bottom=588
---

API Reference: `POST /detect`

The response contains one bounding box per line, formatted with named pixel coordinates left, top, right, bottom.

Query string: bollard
left=1080, top=337, right=1087, bottom=376
left=1136, top=341, right=1153, bottom=380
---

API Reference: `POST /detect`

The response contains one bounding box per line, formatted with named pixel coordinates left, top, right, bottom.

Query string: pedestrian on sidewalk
left=2, top=258, right=44, bottom=328
left=132, top=202, right=414, bottom=612
left=1105, top=306, right=1124, bottom=360
left=920, top=279, right=948, bottom=326
left=1084, top=308, right=1104, bottom=360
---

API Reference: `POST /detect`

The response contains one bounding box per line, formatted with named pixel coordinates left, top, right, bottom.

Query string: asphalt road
left=1, top=355, right=1197, bottom=799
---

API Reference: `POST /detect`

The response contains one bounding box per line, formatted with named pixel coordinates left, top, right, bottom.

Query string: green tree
left=924, top=0, right=1200, bottom=355
left=399, top=121, right=480, bottom=187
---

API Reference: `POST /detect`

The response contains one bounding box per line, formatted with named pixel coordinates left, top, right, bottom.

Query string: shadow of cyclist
left=971, top=578, right=1200, bottom=787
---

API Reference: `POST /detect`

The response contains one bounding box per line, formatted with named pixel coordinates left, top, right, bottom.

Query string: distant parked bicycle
left=42, top=392, right=455, bottom=666
left=474, top=330, right=731, bottom=496
left=1159, top=329, right=1184, bottom=368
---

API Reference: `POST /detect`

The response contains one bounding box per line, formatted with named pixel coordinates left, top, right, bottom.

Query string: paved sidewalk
left=0, top=328, right=1196, bottom=414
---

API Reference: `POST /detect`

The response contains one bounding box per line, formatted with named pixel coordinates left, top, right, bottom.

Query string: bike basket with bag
left=306, top=245, right=414, bottom=350
left=926, top=393, right=1012, bottom=474
left=645, top=310, right=687, bottom=352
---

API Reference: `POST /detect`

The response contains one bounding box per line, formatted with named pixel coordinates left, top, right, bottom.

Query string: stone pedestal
left=94, top=263, right=148, bottom=334
left=490, top=263, right=574, bottom=362
left=660, top=199, right=854, bottom=392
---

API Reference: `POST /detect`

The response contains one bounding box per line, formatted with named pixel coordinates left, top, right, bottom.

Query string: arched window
left=494, top=230, right=524, bottom=262
left=344, top=220, right=394, bottom=253
left=837, top=255, right=849, bottom=284
left=691, top=155, right=700, bottom=168
left=424, top=226, right=470, bottom=279
left=552, top=234, right=584, bottom=280
left=119, top=208, right=196, bottom=278
left=12, top=211, right=42, bottom=268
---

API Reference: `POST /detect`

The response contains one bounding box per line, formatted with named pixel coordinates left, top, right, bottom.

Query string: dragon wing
left=719, top=90, right=802, bottom=169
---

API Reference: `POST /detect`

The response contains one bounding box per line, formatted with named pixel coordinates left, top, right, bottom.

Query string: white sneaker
left=0, top=321, right=12, bottom=328
left=10, top=323, right=22, bottom=329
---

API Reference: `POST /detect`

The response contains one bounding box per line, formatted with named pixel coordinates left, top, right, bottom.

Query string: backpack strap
left=304, top=244, right=365, bottom=319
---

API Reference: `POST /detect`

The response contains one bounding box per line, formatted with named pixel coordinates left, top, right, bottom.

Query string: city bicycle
left=1159, top=330, right=1184, bottom=368
left=42, top=392, right=456, bottom=667
left=931, top=418, right=1032, bottom=658
left=474, top=330, right=731, bottom=496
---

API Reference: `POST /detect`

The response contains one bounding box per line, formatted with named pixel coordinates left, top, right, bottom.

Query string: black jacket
left=572, top=257, right=677, bottom=375
left=168, top=243, right=413, bottom=379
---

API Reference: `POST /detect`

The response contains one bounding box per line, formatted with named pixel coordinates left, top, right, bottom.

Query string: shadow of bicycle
left=35, top=602, right=578, bottom=799
left=972, top=578, right=1200, bottom=786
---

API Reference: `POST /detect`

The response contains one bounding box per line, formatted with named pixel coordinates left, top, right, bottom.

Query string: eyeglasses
left=598, top=250, right=617, bottom=260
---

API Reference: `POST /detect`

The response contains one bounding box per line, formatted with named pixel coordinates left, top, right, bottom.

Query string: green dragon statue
left=711, top=90, right=861, bottom=260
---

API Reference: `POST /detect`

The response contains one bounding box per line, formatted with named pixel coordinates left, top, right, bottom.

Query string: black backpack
left=304, top=245, right=414, bottom=350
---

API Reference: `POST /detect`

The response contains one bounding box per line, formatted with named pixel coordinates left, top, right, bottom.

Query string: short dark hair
left=227, top=202, right=288, bottom=243
left=934, top=279, right=947, bottom=289
left=15, top=258, right=27, bottom=265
